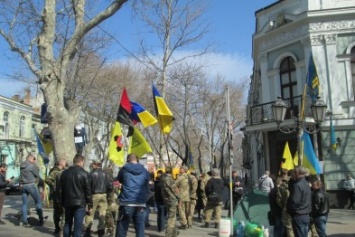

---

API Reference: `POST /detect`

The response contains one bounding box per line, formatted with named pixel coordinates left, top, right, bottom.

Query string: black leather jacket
left=59, top=165, right=92, bottom=208
left=90, top=168, right=113, bottom=195
left=311, top=188, right=329, bottom=217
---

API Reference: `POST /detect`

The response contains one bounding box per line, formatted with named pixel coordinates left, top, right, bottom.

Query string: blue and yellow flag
left=302, top=133, right=321, bottom=174
left=152, top=85, right=174, bottom=134
left=281, top=141, right=294, bottom=170
left=130, top=101, right=157, bottom=128
left=36, top=132, right=50, bottom=165
left=306, top=53, right=320, bottom=102
left=108, top=122, right=125, bottom=166
left=128, top=127, right=152, bottom=159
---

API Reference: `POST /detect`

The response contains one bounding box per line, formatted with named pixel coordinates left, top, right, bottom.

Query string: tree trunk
left=41, top=73, right=78, bottom=164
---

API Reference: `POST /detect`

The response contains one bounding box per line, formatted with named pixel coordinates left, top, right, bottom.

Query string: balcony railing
left=248, top=95, right=314, bottom=126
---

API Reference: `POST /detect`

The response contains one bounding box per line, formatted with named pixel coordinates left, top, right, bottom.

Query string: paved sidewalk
left=1, top=195, right=354, bottom=237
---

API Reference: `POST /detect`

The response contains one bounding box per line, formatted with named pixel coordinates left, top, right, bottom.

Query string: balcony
left=248, top=95, right=313, bottom=126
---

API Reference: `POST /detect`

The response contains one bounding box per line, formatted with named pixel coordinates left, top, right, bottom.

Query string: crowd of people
left=267, top=166, right=330, bottom=237
left=2, top=153, right=245, bottom=237
left=3, top=152, right=354, bottom=237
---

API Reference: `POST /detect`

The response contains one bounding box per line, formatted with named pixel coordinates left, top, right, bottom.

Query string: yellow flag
left=108, top=122, right=125, bottom=166
left=281, top=141, right=294, bottom=170
left=128, top=127, right=152, bottom=158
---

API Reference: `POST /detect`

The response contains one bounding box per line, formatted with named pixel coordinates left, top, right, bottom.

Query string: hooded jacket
left=117, top=163, right=150, bottom=206
left=20, top=160, right=40, bottom=184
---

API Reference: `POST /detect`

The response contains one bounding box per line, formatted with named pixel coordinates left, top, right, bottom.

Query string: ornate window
left=19, top=116, right=25, bottom=138
left=280, top=56, right=297, bottom=106
left=3, top=112, right=9, bottom=138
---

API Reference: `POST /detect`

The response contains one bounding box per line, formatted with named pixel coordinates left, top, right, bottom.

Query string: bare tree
left=0, top=1, right=129, bottom=162
left=131, top=0, right=210, bottom=163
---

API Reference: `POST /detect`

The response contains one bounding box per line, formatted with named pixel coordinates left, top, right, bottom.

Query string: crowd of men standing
left=267, top=166, right=330, bottom=237
left=5, top=152, right=246, bottom=237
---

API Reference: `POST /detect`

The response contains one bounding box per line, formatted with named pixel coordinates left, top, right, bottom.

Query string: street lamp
left=272, top=96, right=327, bottom=165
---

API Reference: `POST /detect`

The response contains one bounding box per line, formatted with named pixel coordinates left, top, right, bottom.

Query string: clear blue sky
left=0, top=0, right=276, bottom=98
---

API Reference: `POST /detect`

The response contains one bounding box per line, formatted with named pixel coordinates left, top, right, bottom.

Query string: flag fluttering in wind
left=306, top=53, right=320, bottom=102
left=281, top=141, right=294, bottom=170
left=152, top=85, right=174, bottom=134
left=302, top=133, right=321, bottom=175
left=130, top=101, right=157, bottom=128
left=108, top=122, right=125, bottom=166
left=128, top=127, right=152, bottom=159
left=330, top=116, right=338, bottom=151
left=117, top=88, right=134, bottom=136
left=35, top=132, right=50, bottom=165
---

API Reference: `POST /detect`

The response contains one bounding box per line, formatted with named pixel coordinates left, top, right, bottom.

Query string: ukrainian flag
left=130, top=101, right=157, bottom=128
left=306, top=53, right=320, bottom=102
left=302, top=133, right=321, bottom=175
left=152, top=85, right=174, bottom=134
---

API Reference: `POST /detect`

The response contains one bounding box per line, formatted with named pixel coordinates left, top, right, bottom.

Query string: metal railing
left=248, top=95, right=314, bottom=126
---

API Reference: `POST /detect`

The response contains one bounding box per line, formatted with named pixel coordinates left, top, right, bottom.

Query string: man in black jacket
left=287, top=166, right=311, bottom=237
left=83, top=159, right=113, bottom=237
left=311, top=179, right=329, bottom=237
left=60, top=154, right=92, bottom=237
left=204, top=168, right=224, bottom=229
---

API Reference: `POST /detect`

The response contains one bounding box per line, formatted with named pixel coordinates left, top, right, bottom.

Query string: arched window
left=3, top=112, right=9, bottom=138
left=351, top=46, right=355, bottom=100
left=19, top=116, right=25, bottom=137
left=280, top=56, right=297, bottom=106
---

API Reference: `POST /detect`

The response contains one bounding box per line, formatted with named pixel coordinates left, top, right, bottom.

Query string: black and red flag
left=117, top=88, right=134, bottom=136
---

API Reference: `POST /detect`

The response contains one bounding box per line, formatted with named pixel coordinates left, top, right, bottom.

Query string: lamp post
left=272, top=96, right=327, bottom=165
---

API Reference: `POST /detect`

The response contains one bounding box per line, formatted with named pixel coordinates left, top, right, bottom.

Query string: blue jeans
left=21, top=183, right=43, bottom=224
left=156, top=204, right=167, bottom=232
left=63, top=206, right=86, bottom=237
left=313, top=215, right=328, bottom=237
left=292, top=215, right=310, bottom=237
left=145, top=205, right=151, bottom=225
left=116, top=205, right=145, bottom=237
left=273, top=216, right=284, bottom=237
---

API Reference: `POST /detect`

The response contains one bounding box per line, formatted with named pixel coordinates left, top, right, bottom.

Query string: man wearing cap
left=161, top=166, right=180, bottom=237
left=84, top=159, right=113, bottom=237
left=204, top=168, right=224, bottom=229
left=176, top=165, right=190, bottom=230
left=45, top=158, right=67, bottom=235
left=287, top=166, right=312, bottom=237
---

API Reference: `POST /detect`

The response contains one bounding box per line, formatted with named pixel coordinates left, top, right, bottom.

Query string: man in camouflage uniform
left=45, top=158, right=66, bottom=235
left=54, top=161, right=68, bottom=237
left=176, top=166, right=190, bottom=230
left=104, top=165, right=118, bottom=236
left=161, top=167, right=180, bottom=237
left=187, top=170, right=198, bottom=228
left=276, top=169, right=294, bottom=237
left=200, top=172, right=211, bottom=215
left=84, top=160, right=113, bottom=237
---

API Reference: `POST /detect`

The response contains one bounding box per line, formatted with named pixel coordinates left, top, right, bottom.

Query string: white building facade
left=245, top=0, right=355, bottom=207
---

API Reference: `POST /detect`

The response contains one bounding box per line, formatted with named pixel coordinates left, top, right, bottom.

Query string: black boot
left=215, top=223, right=219, bottom=229
left=84, top=228, right=91, bottom=237
left=204, top=222, right=209, bottom=228
left=97, top=229, right=105, bottom=237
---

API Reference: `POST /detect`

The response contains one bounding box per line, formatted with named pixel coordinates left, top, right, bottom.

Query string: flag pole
left=297, top=84, right=308, bottom=166
left=225, top=86, right=234, bottom=237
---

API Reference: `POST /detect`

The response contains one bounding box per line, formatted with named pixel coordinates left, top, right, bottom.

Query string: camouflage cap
left=92, top=159, right=103, bottom=164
